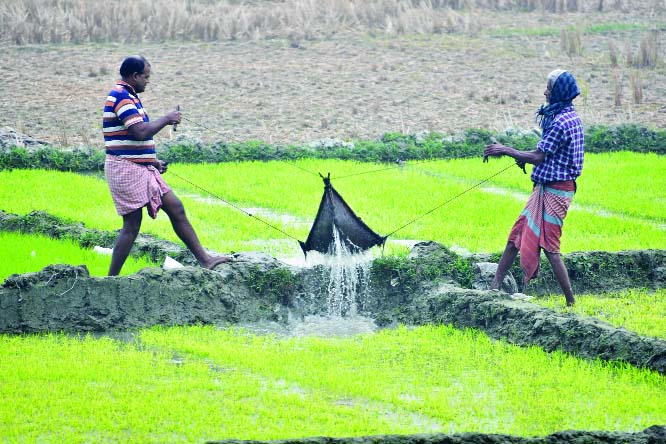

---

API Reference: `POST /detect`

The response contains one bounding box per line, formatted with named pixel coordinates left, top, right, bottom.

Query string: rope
left=384, top=161, right=518, bottom=238
left=178, top=115, right=486, bottom=181
left=15, top=117, right=517, bottom=246
left=168, top=170, right=301, bottom=242
left=282, top=161, right=320, bottom=178
left=332, top=153, right=480, bottom=180
left=172, top=117, right=517, bottom=243
left=180, top=116, right=234, bottom=138
left=179, top=117, right=323, bottom=179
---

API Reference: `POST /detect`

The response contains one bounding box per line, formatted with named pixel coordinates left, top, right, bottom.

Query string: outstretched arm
left=483, top=142, right=545, bottom=166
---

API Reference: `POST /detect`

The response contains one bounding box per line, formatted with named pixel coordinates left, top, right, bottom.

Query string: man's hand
left=165, top=109, right=181, bottom=126
left=483, top=142, right=507, bottom=163
left=516, top=161, right=527, bottom=174
left=127, top=109, right=181, bottom=141
left=156, top=160, right=169, bottom=174
left=173, top=105, right=180, bottom=131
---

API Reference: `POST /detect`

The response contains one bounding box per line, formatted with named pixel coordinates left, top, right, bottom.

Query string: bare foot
left=203, top=255, right=232, bottom=269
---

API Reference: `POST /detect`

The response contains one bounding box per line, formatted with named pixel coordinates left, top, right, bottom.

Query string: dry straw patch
left=1, top=0, right=473, bottom=44
left=0, top=0, right=661, bottom=44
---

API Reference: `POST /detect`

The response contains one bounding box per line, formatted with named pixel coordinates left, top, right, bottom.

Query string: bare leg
left=108, top=209, right=143, bottom=276
left=160, top=191, right=231, bottom=269
left=491, top=242, right=519, bottom=290
left=544, top=250, right=575, bottom=306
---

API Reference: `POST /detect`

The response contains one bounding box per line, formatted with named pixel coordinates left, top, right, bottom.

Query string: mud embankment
left=1, top=240, right=666, bottom=375
left=3, top=210, right=665, bottom=297
left=206, top=426, right=666, bottom=444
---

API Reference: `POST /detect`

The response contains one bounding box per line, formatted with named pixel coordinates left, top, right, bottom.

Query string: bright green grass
left=2, top=325, right=664, bottom=443
left=169, top=152, right=665, bottom=253
left=142, top=325, right=666, bottom=438
left=445, top=151, right=666, bottom=222
left=0, top=231, right=153, bottom=281
left=0, top=330, right=422, bottom=443
left=534, top=289, right=666, bottom=339
left=0, top=168, right=301, bottom=257
left=0, top=152, right=664, bottom=260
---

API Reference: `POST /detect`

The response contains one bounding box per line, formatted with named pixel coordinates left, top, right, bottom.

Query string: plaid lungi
left=508, top=180, right=575, bottom=283
left=105, top=155, right=171, bottom=219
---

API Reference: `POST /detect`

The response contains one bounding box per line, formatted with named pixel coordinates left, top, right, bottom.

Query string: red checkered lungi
left=508, top=180, right=575, bottom=283
left=105, top=155, right=171, bottom=219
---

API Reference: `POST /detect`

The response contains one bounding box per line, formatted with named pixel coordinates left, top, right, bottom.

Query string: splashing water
left=278, top=223, right=378, bottom=334
left=321, top=224, right=374, bottom=317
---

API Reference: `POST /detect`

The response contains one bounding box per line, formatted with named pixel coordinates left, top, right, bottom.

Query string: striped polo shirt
left=102, top=81, right=156, bottom=163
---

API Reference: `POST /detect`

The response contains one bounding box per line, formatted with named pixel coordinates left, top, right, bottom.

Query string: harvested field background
left=0, top=0, right=664, bottom=147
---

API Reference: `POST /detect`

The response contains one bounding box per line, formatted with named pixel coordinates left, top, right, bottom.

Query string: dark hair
left=119, top=55, right=150, bottom=78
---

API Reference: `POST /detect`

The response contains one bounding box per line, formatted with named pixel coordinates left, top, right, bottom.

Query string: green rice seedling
left=0, top=169, right=304, bottom=258
left=3, top=324, right=666, bottom=442
left=172, top=153, right=666, bottom=253
left=0, top=331, right=448, bottom=443
left=417, top=151, right=666, bottom=223
left=0, top=231, right=153, bottom=281
left=0, top=169, right=123, bottom=231
left=572, top=152, right=664, bottom=222
left=1, top=151, right=664, bottom=262
left=534, top=289, right=666, bottom=339
left=140, top=324, right=666, bottom=437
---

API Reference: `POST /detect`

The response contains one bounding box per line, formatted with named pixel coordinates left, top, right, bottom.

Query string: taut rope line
left=168, top=170, right=301, bottom=242
left=173, top=117, right=522, bottom=243
left=180, top=116, right=234, bottom=137
left=384, top=161, right=517, bottom=238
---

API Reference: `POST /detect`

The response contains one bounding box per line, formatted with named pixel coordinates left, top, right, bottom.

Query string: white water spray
left=322, top=224, right=373, bottom=317
left=295, top=224, right=375, bottom=317
left=278, top=224, right=378, bottom=335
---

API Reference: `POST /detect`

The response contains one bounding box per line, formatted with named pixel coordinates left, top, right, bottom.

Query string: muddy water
left=238, top=315, right=377, bottom=338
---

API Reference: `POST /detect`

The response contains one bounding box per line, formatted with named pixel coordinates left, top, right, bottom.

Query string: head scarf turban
left=536, top=70, right=580, bottom=131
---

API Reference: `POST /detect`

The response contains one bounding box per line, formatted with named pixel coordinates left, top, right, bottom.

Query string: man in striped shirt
left=103, top=55, right=231, bottom=276
left=483, top=70, right=584, bottom=306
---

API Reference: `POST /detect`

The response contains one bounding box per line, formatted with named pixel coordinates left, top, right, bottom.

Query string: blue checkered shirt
left=531, top=106, right=584, bottom=183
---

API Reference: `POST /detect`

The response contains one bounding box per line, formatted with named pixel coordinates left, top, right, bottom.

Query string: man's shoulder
left=554, top=107, right=582, bottom=127
left=108, top=84, right=131, bottom=99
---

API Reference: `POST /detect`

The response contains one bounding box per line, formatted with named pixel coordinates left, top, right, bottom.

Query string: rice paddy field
left=1, top=0, right=665, bottom=442
left=1, top=152, right=665, bottom=443
left=1, top=324, right=666, bottom=443
left=0, top=151, right=664, bottom=268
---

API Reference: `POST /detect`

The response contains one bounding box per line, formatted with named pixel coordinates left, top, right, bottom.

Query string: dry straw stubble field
left=0, top=0, right=665, bottom=147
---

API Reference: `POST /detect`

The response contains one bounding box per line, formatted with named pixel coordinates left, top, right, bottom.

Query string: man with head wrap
left=483, top=69, right=584, bottom=306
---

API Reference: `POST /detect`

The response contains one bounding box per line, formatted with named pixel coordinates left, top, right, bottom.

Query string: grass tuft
left=535, top=289, right=666, bottom=339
